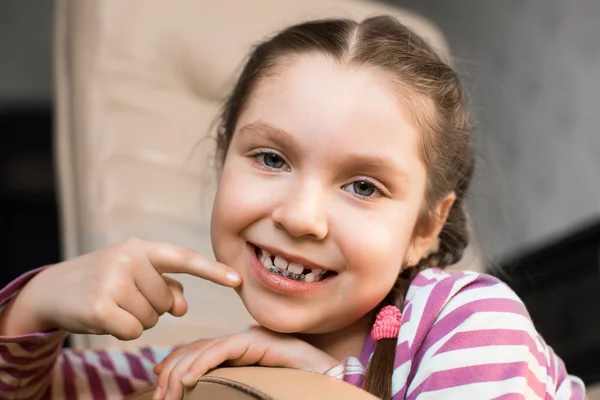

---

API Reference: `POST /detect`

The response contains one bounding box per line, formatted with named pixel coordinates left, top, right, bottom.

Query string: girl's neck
left=297, top=312, right=374, bottom=362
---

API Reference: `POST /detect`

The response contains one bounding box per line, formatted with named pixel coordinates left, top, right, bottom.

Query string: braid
left=419, top=156, right=473, bottom=270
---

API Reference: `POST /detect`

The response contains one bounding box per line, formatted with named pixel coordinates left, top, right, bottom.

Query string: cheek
left=211, top=159, right=273, bottom=248
left=336, top=204, right=417, bottom=293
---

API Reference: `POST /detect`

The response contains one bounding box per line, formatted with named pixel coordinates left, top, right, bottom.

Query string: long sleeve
left=0, top=269, right=171, bottom=400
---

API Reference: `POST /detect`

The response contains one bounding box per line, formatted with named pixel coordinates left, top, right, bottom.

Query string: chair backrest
left=127, top=367, right=378, bottom=400
left=53, top=0, right=457, bottom=351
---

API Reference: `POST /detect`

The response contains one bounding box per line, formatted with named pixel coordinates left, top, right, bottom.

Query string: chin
left=236, top=288, right=329, bottom=334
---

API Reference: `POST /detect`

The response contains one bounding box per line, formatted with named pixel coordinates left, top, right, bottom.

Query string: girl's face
left=211, top=55, right=431, bottom=334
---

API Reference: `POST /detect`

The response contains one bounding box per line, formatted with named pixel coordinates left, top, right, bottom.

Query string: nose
left=271, top=179, right=329, bottom=240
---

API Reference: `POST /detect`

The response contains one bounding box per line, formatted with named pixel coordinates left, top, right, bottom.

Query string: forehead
left=237, top=55, right=422, bottom=169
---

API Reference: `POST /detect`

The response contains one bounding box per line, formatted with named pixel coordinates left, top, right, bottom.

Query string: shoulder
left=405, top=268, right=531, bottom=328
left=397, top=269, right=584, bottom=399
left=403, top=268, right=536, bottom=358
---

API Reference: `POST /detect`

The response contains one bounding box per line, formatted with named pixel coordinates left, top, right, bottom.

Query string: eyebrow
left=237, top=121, right=299, bottom=157
left=238, top=121, right=409, bottom=184
left=338, top=154, right=410, bottom=183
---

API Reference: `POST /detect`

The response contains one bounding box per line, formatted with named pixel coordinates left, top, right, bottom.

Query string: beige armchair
left=53, top=0, right=461, bottom=351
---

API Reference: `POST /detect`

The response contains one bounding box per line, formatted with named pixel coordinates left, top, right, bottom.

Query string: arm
left=403, top=273, right=587, bottom=400
left=0, top=269, right=171, bottom=400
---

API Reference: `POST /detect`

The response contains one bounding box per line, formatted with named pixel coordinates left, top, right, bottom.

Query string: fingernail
left=181, top=373, right=195, bottom=386
left=164, top=389, right=171, bottom=400
left=226, top=271, right=241, bottom=284
left=152, top=387, right=162, bottom=400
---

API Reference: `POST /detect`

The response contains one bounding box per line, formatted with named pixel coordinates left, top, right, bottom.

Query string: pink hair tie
left=371, top=305, right=402, bottom=341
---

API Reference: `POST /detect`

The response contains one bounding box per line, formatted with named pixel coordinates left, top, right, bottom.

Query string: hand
left=152, top=326, right=339, bottom=400
left=0, top=238, right=241, bottom=338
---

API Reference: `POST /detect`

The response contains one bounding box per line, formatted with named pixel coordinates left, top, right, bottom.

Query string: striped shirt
left=0, top=268, right=587, bottom=399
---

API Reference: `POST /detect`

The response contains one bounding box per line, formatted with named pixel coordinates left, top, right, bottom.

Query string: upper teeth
left=287, top=263, right=304, bottom=274
left=274, top=256, right=287, bottom=269
left=259, top=248, right=325, bottom=280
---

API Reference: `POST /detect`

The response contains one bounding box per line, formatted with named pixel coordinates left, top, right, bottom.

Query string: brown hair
left=215, top=16, right=474, bottom=400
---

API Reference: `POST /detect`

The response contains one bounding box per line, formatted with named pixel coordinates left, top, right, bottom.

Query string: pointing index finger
left=144, top=242, right=241, bottom=287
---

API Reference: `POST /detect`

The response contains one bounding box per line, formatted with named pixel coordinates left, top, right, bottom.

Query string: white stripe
left=555, top=374, right=586, bottom=400
left=401, top=282, right=437, bottom=348
left=1, top=335, right=65, bottom=358
left=105, top=350, right=132, bottom=377
left=391, top=359, right=411, bottom=397
left=413, top=376, right=542, bottom=400
left=0, top=351, right=58, bottom=377
left=81, top=350, right=122, bottom=397
left=555, top=376, right=573, bottom=399
left=434, top=282, right=523, bottom=322
left=105, top=350, right=149, bottom=392
left=66, top=353, right=94, bottom=399
left=408, top=311, right=536, bottom=395
left=150, top=347, right=172, bottom=365
left=411, top=344, right=547, bottom=390
left=324, top=357, right=365, bottom=380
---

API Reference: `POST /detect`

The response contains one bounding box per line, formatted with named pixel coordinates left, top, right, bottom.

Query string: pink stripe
left=140, top=348, right=157, bottom=364
left=61, top=354, right=78, bottom=400
left=0, top=267, right=48, bottom=305
left=17, top=340, right=53, bottom=352
left=402, top=302, right=413, bottom=324
left=0, top=362, right=54, bottom=393
left=434, top=329, right=546, bottom=367
left=393, top=340, right=410, bottom=370
left=568, top=379, right=585, bottom=399
left=74, top=353, right=107, bottom=400
left=410, top=275, right=439, bottom=287
left=406, top=362, right=546, bottom=400
left=97, top=350, right=135, bottom=396
left=22, top=384, right=51, bottom=400
left=491, top=394, right=526, bottom=400
left=1, top=361, right=54, bottom=379
left=126, top=353, right=149, bottom=382
left=544, top=335, right=558, bottom=383
left=0, top=376, right=22, bottom=391
left=412, top=276, right=457, bottom=345
left=0, top=344, right=58, bottom=365
left=410, top=268, right=452, bottom=286
left=408, top=296, right=531, bottom=385
left=552, top=354, right=569, bottom=391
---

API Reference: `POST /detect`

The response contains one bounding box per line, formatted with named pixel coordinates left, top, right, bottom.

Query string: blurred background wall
left=389, top=0, right=600, bottom=261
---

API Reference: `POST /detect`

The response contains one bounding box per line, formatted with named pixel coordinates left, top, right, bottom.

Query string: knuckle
left=89, top=300, right=111, bottom=325
left=172, top=246, right=196, bottom=265
left=112, top=238, right=145, bottom=267
left=144, top=311, right=160, bottom=329
left=154, top=292, right=174, bottom=315
left=115, top=323, right=144, bottom=341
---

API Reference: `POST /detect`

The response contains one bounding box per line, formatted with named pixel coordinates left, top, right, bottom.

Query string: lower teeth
left=268, top=267, right=305, bottom=281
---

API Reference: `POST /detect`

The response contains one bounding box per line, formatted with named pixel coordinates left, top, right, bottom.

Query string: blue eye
left=344, top=180, right=380, bottom=198
left=255, top=151, right=289, bottom=170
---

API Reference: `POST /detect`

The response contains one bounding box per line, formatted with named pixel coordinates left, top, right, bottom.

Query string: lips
left=246, top=243, right=337, bottom=296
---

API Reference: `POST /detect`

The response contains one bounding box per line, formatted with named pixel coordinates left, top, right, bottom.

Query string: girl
left=0, top=16, right=586, bottom=400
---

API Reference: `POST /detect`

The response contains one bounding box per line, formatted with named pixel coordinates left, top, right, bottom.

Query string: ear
left=406, top=192, right=456, bottom=266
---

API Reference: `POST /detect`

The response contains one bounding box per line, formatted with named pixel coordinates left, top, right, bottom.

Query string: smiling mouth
left=252, top=244, right=337, bottom=283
